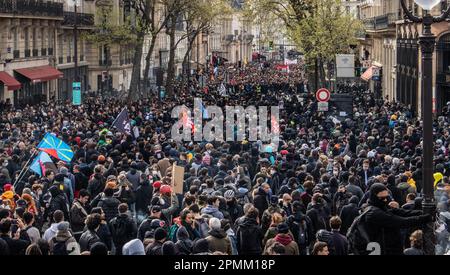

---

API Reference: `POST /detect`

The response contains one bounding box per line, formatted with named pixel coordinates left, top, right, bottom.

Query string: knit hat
left=270, top=195, right=279, bottom=205
left=277, top=222, right=289, bottom=234
left=90, top=242, right=108, bottom=255
left=154, top=228, right=167, bottom=241
left=150, top=219, right=164, bottom=229
left=160, top=185, right=172, bottom=195
left=192, top=238, right=209, bottom=254
left=370, top=183, right=388, bottom=196
left=57, top=221, right=70, bottom=232
left=162, top=241, right=178, bottom=255
left=153, top=181, right=162, bottom=189
left=3, top=184, right=12, bottom=192
left=224, top=190, right=235, bottom=199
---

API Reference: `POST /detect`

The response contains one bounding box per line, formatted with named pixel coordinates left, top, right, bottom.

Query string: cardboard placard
left=171, top=164, right=185, bottom=195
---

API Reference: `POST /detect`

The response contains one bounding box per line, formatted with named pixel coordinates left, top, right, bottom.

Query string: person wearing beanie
left=48, top=221, right=80, bottom=255
left=263, top=222, right=299, bottom=255
left=192, top=238, right=210, bottom=255
left=161, top=241, right=179, bottom=255
left=205, top=217, right=232, bottom=255
left=90, top=242, right=108, bottom=255
left=122, top=239, right=145, bottom=255
left=146, top=227, right=167, bottom=255
left=363, top=183, right=432, bottom=255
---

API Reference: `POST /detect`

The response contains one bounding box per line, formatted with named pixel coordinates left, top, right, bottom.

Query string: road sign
left=316, top=88, right=330, bottom=102
left=318, top=102, right=329, bottom=112
left=72, top=82, right=81, bottom=105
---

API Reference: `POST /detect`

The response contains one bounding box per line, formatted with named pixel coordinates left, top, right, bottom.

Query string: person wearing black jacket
left=134, top=177, right=153, bottom=220
left=235, top=207, right=264, bottom=255
left=286, top=201, right=313, bottom=255
left=364, top=183, right=432, bottom=255
left=47, top=185, right=70, bottom=222
left=137, top=205, right=164, bottom=241
left=108, top=204, right=137, bottom=255
left=87, top=166, right=105, bottom=199
left=339, top=195, right=360, bottom=235
left=96, top=188, right=120, bottom=222
left=306, top=193, right=330, bottom=238
left=328, top=216, right=348, bottom=255
left=73, top=165, right=89, bottom=195
left=253, top=184, right=270, bottom=219
left=79, top=213, right=103, bottom=252
left=0, top=219, right=29, bottom=255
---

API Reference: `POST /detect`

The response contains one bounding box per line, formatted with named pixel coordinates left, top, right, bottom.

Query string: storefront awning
left=0, top=71, right=21, bottom=90
left=15, top=65, right=63, bottom=83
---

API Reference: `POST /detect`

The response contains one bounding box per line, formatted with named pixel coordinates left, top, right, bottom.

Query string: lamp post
left=399, top=0, right=450, bottom=255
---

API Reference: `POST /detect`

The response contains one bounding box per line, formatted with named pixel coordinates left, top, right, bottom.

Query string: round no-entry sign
left=316, top=88, right=330, bottom=102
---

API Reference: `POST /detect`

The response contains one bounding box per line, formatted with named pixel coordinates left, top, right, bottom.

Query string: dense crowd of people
left=0, top=61, right=449, bottom=256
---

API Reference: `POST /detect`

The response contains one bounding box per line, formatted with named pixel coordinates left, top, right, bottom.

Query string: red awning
left=0, top=71, right=21, bottom=90
left=15, top=65, right=63, bottom=83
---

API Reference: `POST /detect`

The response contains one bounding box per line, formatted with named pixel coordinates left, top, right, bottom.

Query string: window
left=13, top=28, right=18, bottom=51
left=58, top=34, right=64, bottom=62
left=24, top=28, right=29, bottom=50
left=41, top=28, right=45, bottom=49
left=32, top=28, right=37, bottom=50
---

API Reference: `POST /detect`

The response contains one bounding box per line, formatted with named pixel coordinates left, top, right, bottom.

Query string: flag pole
left=13, top=149, right=38, bottom=189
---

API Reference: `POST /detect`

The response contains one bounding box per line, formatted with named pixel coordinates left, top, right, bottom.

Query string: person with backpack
left=235, top=207, right=264, bottom=255
left=96, top=187, right=120, bottom=223
left=348, top=183, right=431, bottom=255
left=286, top=201, right=314, bottom=255
left=70, top=189, right=90, bottom=241
left=261, top=196, right=285, bottom=235
left=263, top=222, right=299, bottom=255
left=49, top=221, right=80, bottom=255
left=108, top=203, right=137, bottom=255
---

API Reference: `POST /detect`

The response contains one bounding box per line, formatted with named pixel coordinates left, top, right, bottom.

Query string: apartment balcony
left=0, top=0, right=63, bottom=17
left=62, top=11, right=95, bottom=27
left=223, top=35, right=235, bottom=43
left=364, top=12, right=399, bottom=32
left=99, top=60, right=112, bottom=67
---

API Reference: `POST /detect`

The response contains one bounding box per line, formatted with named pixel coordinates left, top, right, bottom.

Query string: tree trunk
left=143, top=34, right=158, bottom=89
left=128, top=37, right=144, bottom=102
left=314, top=57, right=319, bottom=92
left=165, top=17, right=177, bottom=97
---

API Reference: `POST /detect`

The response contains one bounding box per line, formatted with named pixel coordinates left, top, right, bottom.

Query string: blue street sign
left=72, top=82, right=81, bottom=105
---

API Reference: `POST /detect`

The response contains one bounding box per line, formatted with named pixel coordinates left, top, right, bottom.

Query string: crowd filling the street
left=0, top=60, right=449, bottom=256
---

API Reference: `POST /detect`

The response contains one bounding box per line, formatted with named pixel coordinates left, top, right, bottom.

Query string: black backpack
left=52, top=238, right=68, bottom=255
left=346, top=207, right=372, bottom=255
left=293, top=220, right=308, bottom=247
left=111, top=217, right=130, bottom=244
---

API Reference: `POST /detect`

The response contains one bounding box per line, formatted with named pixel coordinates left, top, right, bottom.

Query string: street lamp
left=399, top=0, right=450, bottom=255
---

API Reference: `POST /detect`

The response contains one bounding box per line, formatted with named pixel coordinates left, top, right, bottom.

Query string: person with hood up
left=146, top=227, right=167, bottom=255
left=175, top=226, right=194, bottom=255
left=192, top=238, right=211, bottom=255
left=135, top=174, right=153, bottom=223
left=201, top=196, right=224, bottom=219
left=122, top=239, right=146, bottom=255
left=87, top=166, right=106, bottom=199
left=364, top=183, right=432, bottom=255
left=263, top=222, right=299, bottom=255
left=205, top=217, right=232, bottom=255
left=339, top=195, right=360, bottom=234
left=46, top=185, right=70, bottom=222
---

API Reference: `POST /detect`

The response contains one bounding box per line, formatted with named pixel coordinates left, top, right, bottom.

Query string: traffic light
left=269, top=41, right=274, bottom=51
